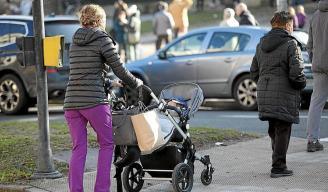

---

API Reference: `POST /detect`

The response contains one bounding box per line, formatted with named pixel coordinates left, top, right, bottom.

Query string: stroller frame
left=115, top=84, right=214, bottom=192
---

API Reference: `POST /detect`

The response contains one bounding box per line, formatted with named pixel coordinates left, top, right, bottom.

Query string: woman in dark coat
left=250, top=11, right=306, bottom=178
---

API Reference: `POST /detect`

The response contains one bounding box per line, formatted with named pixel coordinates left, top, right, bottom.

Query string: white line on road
left=218, top=115, right=328, bottom=119
left=320, top=138, right=328, bottom=142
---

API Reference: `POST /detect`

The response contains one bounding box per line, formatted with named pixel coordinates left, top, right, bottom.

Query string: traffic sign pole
left=31, top=0, right=62, bottom=179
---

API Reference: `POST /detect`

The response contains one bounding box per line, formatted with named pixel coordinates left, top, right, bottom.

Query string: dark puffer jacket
left=64, top=27, right=138, bottom=110
left=239, top=10, right=259, bottom=26
left=250, top=28, right=306, bottom=124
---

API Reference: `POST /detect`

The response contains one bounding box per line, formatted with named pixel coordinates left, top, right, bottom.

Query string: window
left=9, top=23, right=28, bottom=46
left=0, top=23, right=10, bottom=47
left=45, top=21, right=80, bottom=44
left=166, top=33, right=206, bottom=57
left=207, top=32, right=250, bottom=53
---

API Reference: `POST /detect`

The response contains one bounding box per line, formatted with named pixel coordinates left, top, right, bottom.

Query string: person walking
left=169, top=0, right=193, bottom=38
left=20, top=0, right=32, bottom=15
left=113, top=1, right=129, bottom=62
left=296, top=5, right=306, bottom=29
left=235, top=2, right=258, bottom=26
left=306, top=0, right=328, bottom=152
left=64, top=4, right=142, bottom=192
left=250, top=11, right=306, bottom=178
left=126, top=4, right=141, bottom=62
left=288, top=6, right=299, bottom=29
left=153, top=2, right=175, bottom=50
left=219, top=8, right=239, bottom=27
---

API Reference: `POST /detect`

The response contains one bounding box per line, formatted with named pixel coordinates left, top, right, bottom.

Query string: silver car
left=126, top=26, right=312, bottom=110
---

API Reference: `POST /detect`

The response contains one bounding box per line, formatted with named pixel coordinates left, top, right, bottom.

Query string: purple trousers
left=64, top=104, right=114, bottom=192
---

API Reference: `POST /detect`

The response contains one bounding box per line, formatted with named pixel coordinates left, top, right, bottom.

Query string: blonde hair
left=288, top=6, right=296, bottom=16
left=296, top=5, right=305, bottom=15
left=223, top=8, right=235, bottom=20
left=78, top=4, right=106, bottom=29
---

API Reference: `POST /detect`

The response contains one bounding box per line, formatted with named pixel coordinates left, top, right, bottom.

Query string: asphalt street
left=1, top=100, right=327, bottom=139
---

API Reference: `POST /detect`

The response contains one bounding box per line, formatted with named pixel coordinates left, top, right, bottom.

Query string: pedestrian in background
left=20, top=0, right=32, bottom=15
left=220, top=8, right=239, bottom=27
left=153, top=1, right=175, bottom=50
left=288, top=7, right=299, bottom=29
left=113, top=2, right=128, bottom=62
left=296, top=5, right=306, bottom=29
left=250, top=11, right=306, bottom=178
left=169, top=0, right=193, bottom=38
left=127, top=4, right=141, bottom=62
left=64, top=4, right=142, bottom=192
left=306, top=0, right=328, bottom=152
left=235, top=3, right=258, bottom=26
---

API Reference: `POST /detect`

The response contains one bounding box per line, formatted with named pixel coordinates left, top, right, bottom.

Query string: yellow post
left=43, top=36, right=64, bottom=67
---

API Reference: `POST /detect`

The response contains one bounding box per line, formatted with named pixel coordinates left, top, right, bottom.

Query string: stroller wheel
left=123, top=163, right=144, bottom=192
left=172, top=163, right=193, bottom=192
left=200, top=168, right=212, bottom=186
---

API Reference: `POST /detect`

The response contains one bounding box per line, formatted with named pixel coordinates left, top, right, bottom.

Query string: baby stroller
left=112, top=83, right=214, bottom=192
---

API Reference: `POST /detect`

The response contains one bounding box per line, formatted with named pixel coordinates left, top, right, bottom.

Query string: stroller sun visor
left=159, top=83, right=204, bottom=118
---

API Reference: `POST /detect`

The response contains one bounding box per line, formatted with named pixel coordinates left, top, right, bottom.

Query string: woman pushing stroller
left=63, top=4, right=142, bottom=192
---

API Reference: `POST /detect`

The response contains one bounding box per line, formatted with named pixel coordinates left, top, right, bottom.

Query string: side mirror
left=158, top=50, right=167, bottom=60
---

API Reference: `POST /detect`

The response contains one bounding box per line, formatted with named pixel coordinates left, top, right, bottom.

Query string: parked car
left=0, top=15, right=80, bottom=114
left=126, top=26, right=313, bottom=110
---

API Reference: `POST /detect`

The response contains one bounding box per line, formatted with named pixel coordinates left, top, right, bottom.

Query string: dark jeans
left=268, top=119, right=292, bottom=171
left=156, top=35, right=171, bottom=50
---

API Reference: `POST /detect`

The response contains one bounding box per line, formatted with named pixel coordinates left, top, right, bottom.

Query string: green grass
left=0, top=121, right=257, bottom=184
left=141, top=10, right=222, bottom=34
left=190, top=127, right=258, bottom=149
left=0, top=121, right=97, bottom=184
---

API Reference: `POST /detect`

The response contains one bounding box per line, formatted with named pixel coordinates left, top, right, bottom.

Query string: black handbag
left=112, top=107, right=140, bottom=146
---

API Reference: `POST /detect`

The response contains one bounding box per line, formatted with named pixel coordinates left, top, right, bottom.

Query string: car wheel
left=0, top=74, right=29, bottom=115
left=233, top=74, right=257, bottom=111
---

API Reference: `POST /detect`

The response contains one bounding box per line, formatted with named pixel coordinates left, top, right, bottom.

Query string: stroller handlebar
left=140, top=85, right=161, bottom=104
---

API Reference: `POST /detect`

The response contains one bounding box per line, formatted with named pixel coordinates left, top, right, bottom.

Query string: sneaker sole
left=270, top=173, right=293, bottom=178
left=307, top=148, right=324, bottom=152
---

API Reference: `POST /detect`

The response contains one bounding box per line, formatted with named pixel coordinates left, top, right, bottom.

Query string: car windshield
left=45, top=21, right=80, bottom=44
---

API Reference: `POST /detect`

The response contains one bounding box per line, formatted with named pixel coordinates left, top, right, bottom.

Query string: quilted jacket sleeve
left=100, top=36, right=138, bottom=88
left=288, top=40, right=307, bottom=90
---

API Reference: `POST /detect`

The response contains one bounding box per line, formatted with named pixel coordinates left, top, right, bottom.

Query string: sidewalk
left=24, top=137, right=328, bottom=192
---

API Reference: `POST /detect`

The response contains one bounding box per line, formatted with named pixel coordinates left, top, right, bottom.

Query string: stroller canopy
left=159, top=83, right=204, bottom=118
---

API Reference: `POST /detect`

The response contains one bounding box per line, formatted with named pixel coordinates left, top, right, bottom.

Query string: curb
left=0, top=185, right=29, bottom=192
left=0, top=185, right=49, bottom=192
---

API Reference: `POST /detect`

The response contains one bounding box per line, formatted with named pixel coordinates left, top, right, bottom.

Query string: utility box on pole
left=31, top=0, right=62, bottom=179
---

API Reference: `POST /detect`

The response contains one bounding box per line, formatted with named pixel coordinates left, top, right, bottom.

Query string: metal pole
left=277, top=0, right=288, bottom=11
left=31, top=0, right=62, bottom=179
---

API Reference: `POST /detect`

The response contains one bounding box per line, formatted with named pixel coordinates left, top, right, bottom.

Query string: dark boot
left=270, top=168, right=293, bottom=178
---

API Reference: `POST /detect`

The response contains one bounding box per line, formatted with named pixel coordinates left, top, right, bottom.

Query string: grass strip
left=0, top=121, right=257, bottom=183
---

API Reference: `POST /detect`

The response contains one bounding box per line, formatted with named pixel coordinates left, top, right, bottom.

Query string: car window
left=45, top=21, right=80, bottom=44
left=0, top=23, right=11, bottom=48
left=9, top=23, right=28, bottom=48
left=166, top=33, right=206, bottom=57
left=207, top=32, right=250, bottom=53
